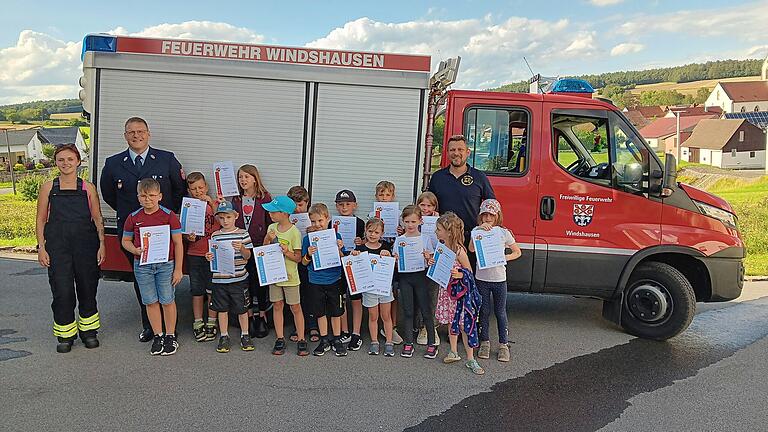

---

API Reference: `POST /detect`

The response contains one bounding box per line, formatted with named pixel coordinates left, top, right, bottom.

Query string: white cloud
left=610, top=42, right=645, bottom=56
left=112, top=21, right=265, bottom=43
left=589, top=0, right=624, bottom=6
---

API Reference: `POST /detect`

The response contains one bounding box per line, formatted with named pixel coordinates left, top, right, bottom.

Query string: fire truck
left=80, top=34, right=744, bottom=340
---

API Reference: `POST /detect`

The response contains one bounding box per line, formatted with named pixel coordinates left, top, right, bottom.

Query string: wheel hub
left=627, top=283, right=670, bottom=323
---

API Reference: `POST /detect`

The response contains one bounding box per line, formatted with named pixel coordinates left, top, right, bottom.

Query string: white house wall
left=705, top=83, right=732, bottom=112
left=733, top=101, right=768, bottom=113
left=722, top=150, right=766, bottom=169
left=711, top=150, right=722, bottom=168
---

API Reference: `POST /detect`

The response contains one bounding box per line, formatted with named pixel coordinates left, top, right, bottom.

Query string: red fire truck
left=81, top=35, right=744, bottom=340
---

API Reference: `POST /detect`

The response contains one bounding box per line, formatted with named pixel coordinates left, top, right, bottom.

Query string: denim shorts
left=134, top=260, right=176, bottom=305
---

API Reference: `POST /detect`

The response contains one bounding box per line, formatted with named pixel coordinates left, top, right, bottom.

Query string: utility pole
left=2, top=128, right=17, bottom=194
left=671, top=110, right=684, bottom=162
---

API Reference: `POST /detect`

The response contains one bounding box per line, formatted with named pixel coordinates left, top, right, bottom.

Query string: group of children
left=123, top=164, right=521, bottom=375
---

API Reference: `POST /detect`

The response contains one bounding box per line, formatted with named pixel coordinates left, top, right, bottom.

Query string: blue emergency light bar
left=81, top=34, right=117, bottom=60
left=549, top=78, right=594, bottom=94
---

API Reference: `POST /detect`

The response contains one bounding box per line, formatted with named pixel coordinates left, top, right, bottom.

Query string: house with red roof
left=704, top=57, right=768, bottom=113
left=681, top=119, right=765, bottom=169
left=638, top=114, right=719, bottom=154
left=622, top=105, right=666, bottom=128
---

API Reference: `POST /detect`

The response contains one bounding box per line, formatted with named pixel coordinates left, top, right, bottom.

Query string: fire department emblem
left=572, top=204, right=594, bottom=227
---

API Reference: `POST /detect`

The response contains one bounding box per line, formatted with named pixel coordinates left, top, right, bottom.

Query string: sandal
left=289, top=330, right=299, bottom=343
left=466, top=359, right=485, bottom=375
left=308, top=328, right=321, bottom=343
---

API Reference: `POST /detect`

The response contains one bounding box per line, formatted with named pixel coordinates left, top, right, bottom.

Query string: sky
left=1, top=0, right=767, bottom=105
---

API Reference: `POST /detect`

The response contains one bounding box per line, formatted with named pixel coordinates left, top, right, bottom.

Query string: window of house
left=739, top=130, right=745, bottom=142
left=750, top=151, right=756, bottom=158
left=464, top=107, right=529, bottom=175
left=756, top=106, right=761, bottom=112
left=732, top=149, right=737, bottom=157
left=741, top=106, right=746, bottom=113
left=716, top=91, right=720, bottom=100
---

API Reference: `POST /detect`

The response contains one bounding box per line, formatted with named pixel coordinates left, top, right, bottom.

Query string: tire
left=620, top=261, right=696, bottom=340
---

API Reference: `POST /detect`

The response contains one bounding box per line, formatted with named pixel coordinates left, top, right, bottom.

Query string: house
left=704, top=56, right=768, bottom=113
left=663, top=105, right=722, bottom=118
left=27, top=127, right=87, bottom=162
left=723, top=111, right=768, bottom=130
left=1, top=129, right=39, bottom=165
left=622, top=105, right=666, bottom=128
left=681, top=119, right=766, bottom=169
left=638, top=114, right=718, bottom=154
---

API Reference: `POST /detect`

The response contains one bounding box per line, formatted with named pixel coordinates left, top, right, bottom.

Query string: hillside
left=629, top=75, right=761, bottom=97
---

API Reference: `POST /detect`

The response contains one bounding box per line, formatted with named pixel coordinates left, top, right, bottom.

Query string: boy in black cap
left=331, top=189, right=366, bottom=351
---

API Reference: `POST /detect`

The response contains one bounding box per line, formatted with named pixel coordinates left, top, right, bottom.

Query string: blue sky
left=1, top=0, right=766, bottom=104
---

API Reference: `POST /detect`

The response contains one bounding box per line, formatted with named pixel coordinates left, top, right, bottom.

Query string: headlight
left=693, top=200, right=737, bottom=229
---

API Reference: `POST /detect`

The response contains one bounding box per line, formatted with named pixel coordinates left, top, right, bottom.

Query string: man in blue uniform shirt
left=100, top=117, right=185, bottom=342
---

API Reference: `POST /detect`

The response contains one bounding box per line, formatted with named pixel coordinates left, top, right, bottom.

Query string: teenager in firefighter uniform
left=36, top=144, right=106, bottom=353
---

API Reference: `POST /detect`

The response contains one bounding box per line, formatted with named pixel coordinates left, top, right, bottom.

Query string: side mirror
left=619, top=163, right=643, bottom=184
left=662, top=153, right=677, bottom=197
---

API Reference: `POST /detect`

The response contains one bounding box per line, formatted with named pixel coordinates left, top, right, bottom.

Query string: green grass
left=557, top=151, right=609, bottom=167
left=0, top=194, right=36, bottom=241
left=0, top=236, right=36, bottom=248
left=0, top=182, right=12, bottom=189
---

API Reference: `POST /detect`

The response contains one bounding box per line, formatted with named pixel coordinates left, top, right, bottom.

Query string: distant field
left=630, top=76, right=761, bottom=97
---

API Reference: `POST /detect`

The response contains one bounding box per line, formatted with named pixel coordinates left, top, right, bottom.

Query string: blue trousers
left=477, top=280, right=508, bottom=344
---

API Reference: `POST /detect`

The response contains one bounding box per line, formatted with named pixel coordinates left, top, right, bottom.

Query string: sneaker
left=401, top=343, right=414, bottom=358
left=424, top=344, right=439, bottom=359
left=241, top=335, right=255, bottom=351
left=139, top=328, right=153, bottom=343
left=383, top=343, right=395, bottom=357
left=478, top=340, right=491, bottom=359
left=193, top=325, right=206, bottom=342
left=297, top=340, right=309, bottom=356
left=443, top=351, right=461, bottom=364
left=339, top=332, right=352, bottom=344
left=391, top=329, right=403, bottom=345
left=313, top=339, right=331, bottom=356
left=434, top=330, right=441, bottom=346
left=272, top=338, right=286, bottom=355
left=466, top=359, right=485, bottom=375
left=416, top=327, right=428, bottom=345
left=333, top=339, right=348, bottom=357
left=368, top=342, right=380, bottom=355
left=161, top=335, right=178, bottom=356
left=348, top=334, right=363, bottom=351
left=150, top=335, right=164, bottom=355
left=217, top=335, right=231, bottom=353
left=498, top=343, right=511, bottom=362
left=204, top=324, right=217, bottom=341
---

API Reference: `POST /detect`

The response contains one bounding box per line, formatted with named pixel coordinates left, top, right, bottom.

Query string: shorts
left=270, top=284, right=300, bottom=305
left=134, top=260, right=175, bottom=305
left=310, top=280, right=344, bottom=318
left=187, top=255, right=213, bottom=296
left=210, top=280, right=251, bottom=315
left=362, top=291, right=395, bottom=308
left=341, top=277, right=363, bottom=301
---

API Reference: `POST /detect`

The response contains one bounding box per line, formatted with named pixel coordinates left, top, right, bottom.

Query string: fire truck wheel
left=621, top=261, right=696, bottom=341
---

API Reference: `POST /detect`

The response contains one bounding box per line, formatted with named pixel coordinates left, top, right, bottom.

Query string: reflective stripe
left=78, top=312, right=101, bottom=331
left=53, top=321, right=78, bottom=338
left=518, top=243, right=637, bottom=256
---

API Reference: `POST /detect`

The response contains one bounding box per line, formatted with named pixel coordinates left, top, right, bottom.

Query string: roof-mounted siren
left=547, top=78, right=595, bottom=99
left=78, top=69, right=95, bottom=122
left=529, top=74, right=557, bottom=94
left=430, top=56, right=461, bottom=94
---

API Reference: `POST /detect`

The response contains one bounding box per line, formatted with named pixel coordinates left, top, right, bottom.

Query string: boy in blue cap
left=262, top=196, right=308, bottom=356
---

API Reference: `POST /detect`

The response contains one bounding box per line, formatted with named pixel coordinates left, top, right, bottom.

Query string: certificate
left=472, top=227, right=507, bottom=270
left=394, top=235, right=425, bottom=273
left=332, top=216, right=357, bottom=252
left=427, top=243, right=457, bottom=288
left=209, top=239, right=236, bottom=275
left=289, top=213, right=311, bottom=237
left=212, top=161, right=239, bottom=197
left=308, top=228, right=342, bottom=270
left=342, top=252, right=376, bottom=295
left=369, top=254, right=395, bottom=296
left=139, top=225, right=170, bottom=266
left=373, top=201, right=400, bottom=238
left=253, top=243, right=289, bottom=286
left=180, top=197, right=207, bottom=235
left=421, top=215, right=438, bottom=251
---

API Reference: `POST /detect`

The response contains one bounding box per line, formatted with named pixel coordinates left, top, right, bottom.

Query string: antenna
left=523, top=56, right=535, bottom=77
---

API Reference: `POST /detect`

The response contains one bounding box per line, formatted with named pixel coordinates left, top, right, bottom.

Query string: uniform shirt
left=474, top=228, right=516, bottom=283
left=122, top=206, right=182, bottom=261
left=210, top=228, right=253, bottom=284
left=428, top=164, right=495, bottom=233
left=266, top=222, right=302, bottom=287
left=185, top=202, right=220, bottom=257
left=302, top=232, right=343, bottom=285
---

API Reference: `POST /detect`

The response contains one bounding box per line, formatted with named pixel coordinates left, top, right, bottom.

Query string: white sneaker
left=392, top=329, right=403, bottom=345
left=434, top=330, right=440, bottom=346
left=416, top=327, right=428, bottom=345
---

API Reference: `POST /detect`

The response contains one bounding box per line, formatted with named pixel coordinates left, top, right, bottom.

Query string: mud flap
left=602, top=291, right=623, bottom=326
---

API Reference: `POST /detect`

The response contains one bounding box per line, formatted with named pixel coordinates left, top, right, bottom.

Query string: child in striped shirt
left=206, top=201, right=254, bottom=353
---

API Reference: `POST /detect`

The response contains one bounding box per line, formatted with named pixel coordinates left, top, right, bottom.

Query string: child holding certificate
left=371, top=180, right=403, bottom=345
left=262, top=196, right=308, bottom=357
left=415, top=191, right=441, bottom=347
left=288, top=186, right=320, bottom=343
left=469, top=199, right=521, bottom=363
left=206, top=201, right=255, bottom=353
left=433, top=212, right=484, bottom=375
left=392, top=205, right=437, bottom=359
left=184, top=172, right=220, bottom=343
left=301, top=203, right=347, bottom=357
left=351, top=218, right=394, bottom=356
left=121, top=178, right=184, bottom=356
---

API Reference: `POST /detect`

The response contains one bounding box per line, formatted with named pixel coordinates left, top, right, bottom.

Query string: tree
left=5, top=111, right=20, bottom=124
left=42, top=143, right=56, bottom=159
left=694, top=87, right=711, bottom=105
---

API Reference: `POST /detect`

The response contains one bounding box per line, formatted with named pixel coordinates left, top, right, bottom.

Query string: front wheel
left=620, top=262, right=696, bottom=340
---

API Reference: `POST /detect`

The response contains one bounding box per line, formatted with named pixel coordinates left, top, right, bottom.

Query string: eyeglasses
left=125, top=130, right=148, bottom=136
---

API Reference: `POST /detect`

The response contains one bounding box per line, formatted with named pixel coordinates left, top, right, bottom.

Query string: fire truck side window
left=552, top=114, right=611, bottom=187
left=464, top=107, right=529, bottom=175
left=608, top=112, right=650, bottom=194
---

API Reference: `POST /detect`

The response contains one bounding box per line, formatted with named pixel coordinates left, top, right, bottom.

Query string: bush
left=0, top=195, right=36, bottom=240
left=24, top=161, right=35, bottom=170
left=42, top=143, right=56, bottom=159
left=18, top=174, right=47, bottom=201
left=40, top=159, right=53, bottom=168
left=13, top=163, right=25, bottom=172
left=35, top=162, right=44, bottom=170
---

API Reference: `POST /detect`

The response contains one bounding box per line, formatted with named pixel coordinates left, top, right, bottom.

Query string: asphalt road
left=1, top=256, right=766, bottom=431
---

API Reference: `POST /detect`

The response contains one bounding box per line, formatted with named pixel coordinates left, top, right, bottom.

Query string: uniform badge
left=461, top=175, right=474, bottom=186
left=573, top=204, right=594, bottom=227
left=117, top=180, right=123, bottom=189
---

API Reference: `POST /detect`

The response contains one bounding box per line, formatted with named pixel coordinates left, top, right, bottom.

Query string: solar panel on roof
left=724, top=111, right=768, bottom=129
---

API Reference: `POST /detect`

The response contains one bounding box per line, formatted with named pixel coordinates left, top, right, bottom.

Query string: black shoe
left=313, top=339, right=331, bottom=356
left=139, top=328, right=153, bottom=343
left=339, top=332, right=351, bottom=344
left=56, top=341, right=73, bottom=353
left=204, top=324, right=217, bottom=341
left=193, top=326, right=206, bottom=342
left=333, top=339, right=348, bottom=357
left=150, top=335, right=164, bottom=355
left=161, top=335, right=178, bottom=356
left=348, top=334, right=363, bottom=351
left=241, top=335, right=255, bottom=351
left=82, top=336, right=99, bottom=349
left=297, top=340, right=309, bottom=356
left=272, top=338, right=286, bottom=355
left=217, top=336, right=231, bottom=353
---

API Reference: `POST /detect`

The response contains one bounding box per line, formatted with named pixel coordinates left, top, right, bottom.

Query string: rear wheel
left=620, top=261, right=696, bottom=340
